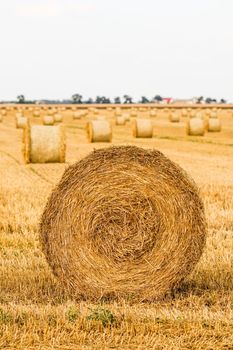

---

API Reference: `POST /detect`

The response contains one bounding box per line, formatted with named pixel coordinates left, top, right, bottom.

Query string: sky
left=0, top=0, right=232, bottom=101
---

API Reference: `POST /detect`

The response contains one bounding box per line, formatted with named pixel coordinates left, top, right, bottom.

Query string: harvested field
left=0, top=105, right=233, bottom=349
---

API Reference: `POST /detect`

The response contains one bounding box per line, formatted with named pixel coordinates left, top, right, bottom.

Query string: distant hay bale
left=23, top=125, right=66, bottom=163
left=48, top=109, right=56, bottom=116
left=40, top=145, right=206, bottom=301
left=73, top=111, right=82, bottom=120
left=123, top=113, right=130, bottom=121
left=115, top=108, right=121, bottom=117
left=131, top=110, right=137, bottom=117
left=187, top=118, right=205, bottom=136
left=43, top=116, right=54, bottom=125
left=207, top=118, right=221, bottom=132
left=115, top=116, right=126, bottom=125
left=82, top=110, right=88, bottom=117
left=87, top=120, right=112, bottom=142
left=0, top=113, right=3, bottom=122
left=182, top=109, right=188, bottom=117
left=54, top=114, right=63, bottom=123
left=96, top=115, right=106, bottom=121
left=209, top=111, right=218, bottom=119
left=169, top=112, right=180, bottom=123
left=133, top=119, right=153, bottom=138
left=33, top=110, right=40, bottom=118
left=150, top=110, right=157, bottom=117
left=16, top=116, right=29, bottom=129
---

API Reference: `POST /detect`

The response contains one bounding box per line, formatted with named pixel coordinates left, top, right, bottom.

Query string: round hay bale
left=33, top=110, right=40, bottom=118
left=48, top=109, right=56, bottom=116
left=123, top=113, right=130, bottom=121
left=23, top=125, right=66, bottom=163
left=115, top=108, right=121, bottom=117
left=115, top=116, right=126, bottom=125
left=207, top=118, right=221, bottom=132
left=43, top=115, right=54, bottom=126
left=0, top=113, right=3, bottom=122
left=187, top=118, right=205, bottom=136
left=96, top=116, right=106, bottom=121
left=133, top=119, right=153, bottom=138
left=131, top=110, right=137, bottom=117
left=40, top=146, right=206, bottom=301
left=87, top=120, right=112, bottom=142
left=169, top=112, right=180, bottom=123
left=73, top=111, right=82, bottom=120
left=54, top=114, right=63, bottom=123
left=16, top=116, right=29, bottom=129
left=209, top=111, right=218, bottom=119
left=150, top=110, right=157, bottom=117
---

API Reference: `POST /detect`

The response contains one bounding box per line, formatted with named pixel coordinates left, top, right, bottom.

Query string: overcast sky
left=0, top=0, right=232, bottom=101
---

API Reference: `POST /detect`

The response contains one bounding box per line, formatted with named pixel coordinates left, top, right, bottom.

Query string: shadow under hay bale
left=40, top=146, right=206, bottom=302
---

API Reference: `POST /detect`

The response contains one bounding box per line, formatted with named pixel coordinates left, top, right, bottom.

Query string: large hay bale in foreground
left=87, top=120, right=112, bottom=142
left=24, top=125, right=66, bottom=163
left=187, top=118, right=205, bottom=136
left=133, top=119, right=153, bottom=138
left=40, top=146, right=206, bottom=301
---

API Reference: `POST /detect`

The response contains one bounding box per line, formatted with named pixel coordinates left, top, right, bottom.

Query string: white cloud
left=16, top=1, right=95, bottom=18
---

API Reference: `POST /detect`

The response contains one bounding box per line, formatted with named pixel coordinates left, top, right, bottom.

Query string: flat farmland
left=0, top=106, right=233, bottom=349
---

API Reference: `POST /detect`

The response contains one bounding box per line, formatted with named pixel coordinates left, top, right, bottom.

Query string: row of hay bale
left=21, top=114, right=222, bottom=165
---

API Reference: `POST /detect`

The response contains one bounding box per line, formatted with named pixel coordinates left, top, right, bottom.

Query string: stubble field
left=0, top=106, right=233, bottom=349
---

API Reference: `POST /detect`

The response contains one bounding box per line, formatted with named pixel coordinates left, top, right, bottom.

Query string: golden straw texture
left=40, top=146, right=206, bottom=302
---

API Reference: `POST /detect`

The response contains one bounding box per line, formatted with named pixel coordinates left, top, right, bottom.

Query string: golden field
left=0, top=105, right=233, bottom=349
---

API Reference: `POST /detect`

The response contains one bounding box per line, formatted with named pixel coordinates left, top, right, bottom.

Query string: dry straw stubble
left=40, top=146, right=206, bottom=302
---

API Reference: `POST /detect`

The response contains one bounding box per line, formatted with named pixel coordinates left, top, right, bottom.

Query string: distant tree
left=114, top=97, right=121, bottom=104
left=101, top=97, right=111, bottom=104
left=95, top=96, right=102, bottom=104
left=220, top=98, right=226, bottom=104
left=17, top=95, right=25, bottom=104
left=86, top=98, right=93, bottom=104
left=153, top=95, right=163, bottom=102
left=123, top=95, right=133, bottom=104
left=197, top=96, right=204, bottom=104
left=72, top=94, right=82, bottom=104
left=140, top=96, right=149, bottom=103
left=205, top=97, right=212, bottom=104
